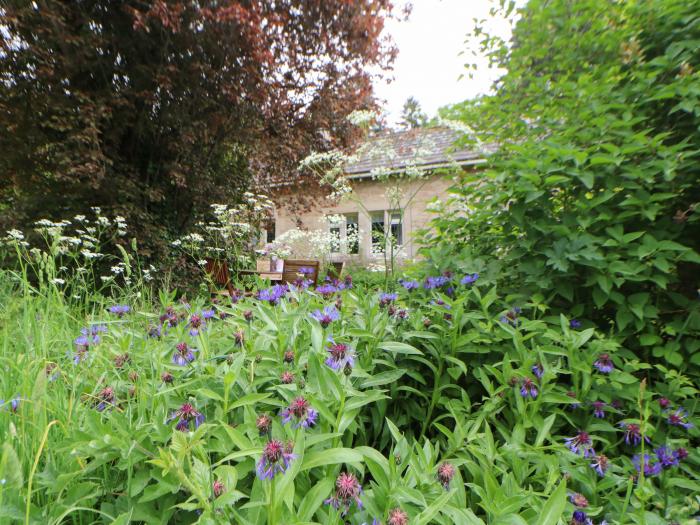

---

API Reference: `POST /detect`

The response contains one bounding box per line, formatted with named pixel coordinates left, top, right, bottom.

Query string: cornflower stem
left=268, top=476, right=277, bottom=523
left=421, top=357, right=444, bottom=438
left=333, top=381, right=347, bottom=448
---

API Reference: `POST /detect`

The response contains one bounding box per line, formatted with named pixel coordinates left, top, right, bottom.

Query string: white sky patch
left=375, top=0, right=520, bottom=125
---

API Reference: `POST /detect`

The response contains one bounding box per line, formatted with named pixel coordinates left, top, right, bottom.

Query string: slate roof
left=344, top=127, right=485, bottom=178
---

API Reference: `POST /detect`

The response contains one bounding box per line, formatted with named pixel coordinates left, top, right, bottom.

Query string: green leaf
left=300, top=448, right=363, bottom=471
left=295, top=477, right=334, bottom=521
left=378, top=341, right=423, bottom=355
left=415, top=490, right=454, bottom=525
left=535, top=480, right=567, bottom=525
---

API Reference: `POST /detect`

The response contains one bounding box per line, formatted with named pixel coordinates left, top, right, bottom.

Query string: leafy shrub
left=426, top=0, right=700, bottom=372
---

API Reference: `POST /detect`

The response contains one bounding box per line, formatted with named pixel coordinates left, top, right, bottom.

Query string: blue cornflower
left=281, top=397, right=318, bottom=428
left=379, top=292, right=398, bottom=307
left=590, top=454, right=609, bottom=476
left=326, top=338, right=355, bottom=371
left=257, top=439, right=296, bottom=480
left=571, top=511, right=592, bottom=525
left=257, top=284, right=288, bottom=305
left=169, top=402, right=205, bottom=432
left=569, top=319, right=582, bottom=329
left=423, top=275, right=450, bottom=289
left=593, top=353, right=614, bottom=374
left=618, top=422, right=648, bottom=446
left=310, top=305, right=340, bottom=328
left=667, top=407, right=693, bottom=429
left=655, top=446, right=679, bottom=469
left=520, top=377, right=538, bottom=399
left=325, top=472, right=363, bottom=515
left=108, top=304, right=130, bottom=317
left=399, top=279, right=420, bottom=290
left=95, top=386, right=115, bottom=412
left=0, top=396, right=21, bottom=413
left=532, top=364, right=544, bottom=379
left=565, top=431, right=595, bottom=457
left=316, top=283, right=339, bottom=297
left=460, top=273, right=479, bottom=285
left=633, top=454, right=662, bottom=477
left=592, top=401, right=606, bottom=419
left=188, top=313, right=205, bottom=336
left=201, top=309, right=216, bottom=320
left=172, top=342, right=196, bottom=366
left=500, top=307, right=521, bottom=326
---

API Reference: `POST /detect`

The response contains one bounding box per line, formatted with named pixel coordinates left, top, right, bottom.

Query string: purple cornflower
left=172, top=342, right=196, bottom=366
left=520, top=377, right=538, bottom=399
left=213, top=480, right=225, bottom=498
left=256, top=414, right=272, bottom=436
left=281, top=396, right=318, bottom=428
left=423, top=275, right=450, bottom=289
left=567, top=391, right=581, bottom=410
left=460, top=273, right=479, bottom=285
left=569, top=319, right=582, bottom=329
left=500, top=307, right=521, bottom=326
left=257, top=285, right=287, bottom=305
left=310, top=305, right=340, bottom=328
left=160, top=306, right=181, bottom=327
left=379, top=292, right=398, bottom=307
left=532, top=364, right=544, bottom=379
left=674, top=447, right=688, bottom=461
left=590, top=454, right=609, bottom=476
left=169, top=402, right=205, bottom=432
left=326, top=338, right=355, bottom=371
left=388, top=508, right=409, bottom=525
left=74, top=324, right=107, bottom=348
left=201, top=309, right=216, bottom=320
left=108, top=304, right=130, bottom=317
left=658, top=397, right=670, bottom=409
left=565, top=431, right=595, bottom=457
left=188, top=314, right=205, bottom=336
left=667, top=407, right=693, bottom=429
left=298, top=267, right=315, bottom=276
left=593, top=353, right=614, bottom=374
left=633, top=454, right=662, bottom=477
left=316, top=283, right=339, bottom=297
left=592, top=401, right=606, bottom=419
left=569, top=493, right=588, bottom=508
left=325, top=472, right=363, bottom=515
left=618, top=422, right=648, bottom=446
left=655, top=446, right=679, bottom=469
left=0, top=396, right=21, bottom=413
left=257, top=439, right=296, bottom=480
left=436, top=462, right=456, bottom=489
left=96, top=386, right=115, bottom=412
left=399, top=279, right=420, bottom=290
left=570, top=511, right=592, bottom=525
left=147, top=325, right=162, bottom=339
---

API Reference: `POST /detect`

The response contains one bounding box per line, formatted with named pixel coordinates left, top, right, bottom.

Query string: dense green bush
left=427, top=0, right=700, bottom=371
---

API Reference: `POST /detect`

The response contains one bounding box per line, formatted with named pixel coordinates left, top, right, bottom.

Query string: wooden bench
left=282, top=259, right=320, bottom=286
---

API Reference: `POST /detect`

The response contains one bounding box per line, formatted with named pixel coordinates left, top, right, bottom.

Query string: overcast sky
left=374, top=0, right=517, bottom=125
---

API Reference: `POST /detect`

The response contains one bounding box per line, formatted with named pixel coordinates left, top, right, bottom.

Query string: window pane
left=330, top=226, right=341, bottom=253
left=371, top=211, right=384, bottom=253
left=390, top=212, right=402, bottom=245
left=346, top=213, right=359, bottom=254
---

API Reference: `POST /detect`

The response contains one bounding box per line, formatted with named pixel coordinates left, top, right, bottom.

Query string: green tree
left=426, top=0, right=700, bottom=369
left=399, top=96, right=428, bottom=129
